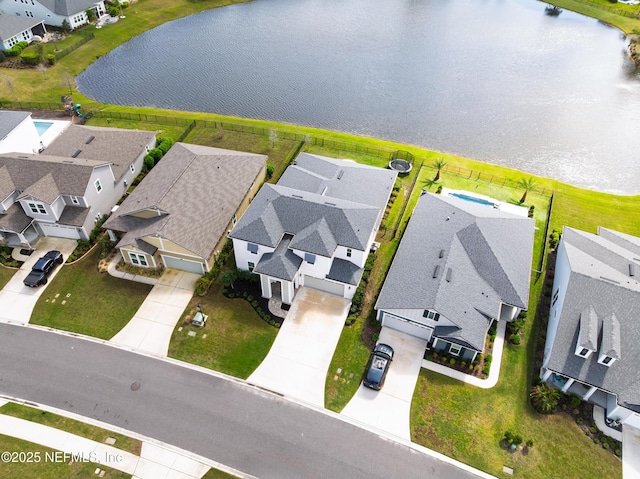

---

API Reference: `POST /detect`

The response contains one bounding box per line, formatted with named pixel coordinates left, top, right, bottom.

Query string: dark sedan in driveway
left=363, top=343, right=394, bottom=390
left=23, top=250, right=63, bottom=287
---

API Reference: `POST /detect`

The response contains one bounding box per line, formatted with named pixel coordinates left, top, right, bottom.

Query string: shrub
left=528, top=205, right=535, bottom=218
left=602, top=442, right=609, bottom=449
left=526, top=439, right=534, bottom=448
left=549, top=229, right=561, bottom=249
left=242, top=291, right=248, bottom=298
left=86, top=8, right=97, bottom=22
left=436, top=185, right=443, bottom=194
left=577, top=417, right=584, bottom=425
left=195, top=277, right=212, bottom=296
left=148, top=148, right=163, bottom=163
left=266, top=163, right=275, bottom=180
left=569, top=394, right=582, bottom=407
left=156, top=136, right=174, bottom=155
left=46, top=54, right=56, bottom=65
left=20, top=52, right=40, bottom=65
left=264, top=315, right=271, bottom=322
left=530, top=383, right=561, bottom=414
left=510, top=334, right=521, bottom=345
left=247, top=295, right=254, bottom=301
left=251, top=300, right=258, bottom=307
left=449, top=358, right=456, bottom=365
left=61, top=19, right=71, bottom=33
left=144, top=154, right=155, bottom=171
left=573, top=409, right=580, bottom=416
left=485, top=353, right=493, bottom=363
left=108, top=6, right=118, bottom=16
left=616, top=449, right=621, bottom=456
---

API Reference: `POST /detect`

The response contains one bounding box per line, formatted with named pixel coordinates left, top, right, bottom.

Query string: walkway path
left=247, top=287, right=350, bottom=407
left=0, top=238, right=77, bottom=324
left=109, top=266, right=199, bottom=356
left=0, top=413, right=212, bottom=479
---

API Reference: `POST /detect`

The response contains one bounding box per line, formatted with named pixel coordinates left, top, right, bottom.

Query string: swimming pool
left=34, top=121, right=54, bottom=136
left=449, top=192, right=496, bottom=207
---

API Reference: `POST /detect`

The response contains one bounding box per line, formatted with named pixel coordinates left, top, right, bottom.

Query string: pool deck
left=441, top=187, right=529, bottom=217
left=36, top=119, right=72, bottom=147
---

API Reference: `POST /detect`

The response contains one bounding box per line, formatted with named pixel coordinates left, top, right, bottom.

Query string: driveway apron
left=341, top=327, right=427, bottom=440
left=110, top=269, right=199, bottom=356
left=0, top=238, right=77, bottom=324
left=623, top=424, right=640, bottom=479
left=247, top=287, right=350, bottom=408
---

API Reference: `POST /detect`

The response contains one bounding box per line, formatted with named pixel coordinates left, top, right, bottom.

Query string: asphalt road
left=0, top=323, right=488, bottom=479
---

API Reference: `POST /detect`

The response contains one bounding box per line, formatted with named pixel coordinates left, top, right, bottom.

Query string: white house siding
left=0, top=114, right=40, bottom=154
left=18, top=198, right=54, bottom=222
left=541, top=239, right=572, bottom=371
left=82, top=165, right=126, bottom=233
left=0, top=191, right=19, bottom=214
left=232, top=238, right=275, bottom=272
left=50, top=195, right=65, bottom=220
left=293, top=248, right=333, bottom=278
left=1, top=0, right=105, bottom=28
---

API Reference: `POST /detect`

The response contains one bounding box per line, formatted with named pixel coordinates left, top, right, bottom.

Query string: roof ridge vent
left=85, top=136, right=95, bottom=144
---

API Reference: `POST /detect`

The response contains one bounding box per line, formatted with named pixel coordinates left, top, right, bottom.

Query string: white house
left=375, top=191, right=534, bottom=363
left=0, top=111, right=41, bottom=154
left=0, top=0, right=105, bottom=29
left=229, top=153, right=397, bottom=304
left=0, top=13, right=46, bottom=50
left=541, top=226, right=640, bottom=430
left=0, top=124, right=155, bottom=248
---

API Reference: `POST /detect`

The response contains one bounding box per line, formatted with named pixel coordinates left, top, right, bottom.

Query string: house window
left=449, top=344, right=462, bottom=356
left=232, top=214, right=237, bottom=225
left=423, top=310, right=440, bottom=321
left=130, top=163, right=135, bottom=174
left=602, top=356, right=612, bottom=365
left=70, top=196, right=79, bottom=205
left=128, top=252, right=148, bottom=267
left=248, top=261, right=255, bottom=272
left=552, top=289, right=559, bottom=306
left=346, top=248, right=352, bottom=258
left=305, top=253, right=316, bottom=264
left=94, top=179, right=102, bottom=193
left=247, top=243, right=258, bottom=254
left=578, top=348, right=590, bottom=357
left=27, top=202, right=47, bottom=214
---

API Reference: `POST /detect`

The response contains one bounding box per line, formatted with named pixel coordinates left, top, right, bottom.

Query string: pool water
left=449, top=193, right=496, bottom=207
left=34, top=121, right=53, bottom=136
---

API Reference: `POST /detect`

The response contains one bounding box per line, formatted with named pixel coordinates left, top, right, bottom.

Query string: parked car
left=363, top=343, right=394, bottom=390
left=23, top=250, right=63, bottom=288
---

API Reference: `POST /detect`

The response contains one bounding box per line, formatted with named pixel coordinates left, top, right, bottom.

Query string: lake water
left=76, top=0, right=640, bottom=194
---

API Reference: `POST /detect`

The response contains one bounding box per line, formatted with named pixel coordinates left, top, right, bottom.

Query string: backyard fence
left=54, top=31, right=95, bottom=61
left=562, top=0, right=640, bottom=18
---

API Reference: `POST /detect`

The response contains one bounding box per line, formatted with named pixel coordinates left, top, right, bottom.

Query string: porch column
left=282, top=281, right=294, bottom=305
left=541, top=369, right=553, bottom=382
left=260, top=275, right=272, bottom=299
left=583, top=386, right=598, bottom=401
left=561, top=377, right=575, bottom=393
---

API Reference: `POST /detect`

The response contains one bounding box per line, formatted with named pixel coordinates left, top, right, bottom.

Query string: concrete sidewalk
left=421, top=320, right=506, bottom=388
left=0, top=413, right=211, bottom=479
left=110, top=268, right=199, bottom=356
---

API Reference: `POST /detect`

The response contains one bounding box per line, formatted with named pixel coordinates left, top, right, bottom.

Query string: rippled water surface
left=77, top=0, right=640, bottom=193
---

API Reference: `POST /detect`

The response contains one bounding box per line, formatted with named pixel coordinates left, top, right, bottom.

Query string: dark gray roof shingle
left=104, top=143, right=266, bottom=260
left=545, top=227, right=640, bottom=411
left=327, top=258, right=363, bottom=286
left=376, top=192, right=534, bottom=351
left=0, top=202, right=32, bottom=232
left=254, top=234, right=302, bottom=281
left=38, top=0, right=99, bottom=16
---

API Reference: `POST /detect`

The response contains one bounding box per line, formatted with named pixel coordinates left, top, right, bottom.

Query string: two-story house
left=0, top=0, right=105, bottom=30
left=103, top=143, right=266, bottom=274
left=541, top=227, right=640, bottom=429
left=0, top=111, right=42, bottom=154
left=229, top=153, right=397, bottom=304
left=375, top=191, right=534, bottom=363
left=0, top=13, right=46, bottom=51
left=0, top=124, right=155, bottom=248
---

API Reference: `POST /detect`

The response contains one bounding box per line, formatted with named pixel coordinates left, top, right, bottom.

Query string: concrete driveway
left=247, top=287, right=350, bottom=407
left=623, top=424, right=640, bottom=479
left=0, top=237, right=78, bottom=324
left=341, top=327, right=427, bottom=440
left=109, top=269, right=199, bottom=356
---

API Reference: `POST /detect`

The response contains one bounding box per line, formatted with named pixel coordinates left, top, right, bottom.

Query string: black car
left=363, top=343, right=394, bottom=391
left=23, top=250, right=63, bottom=287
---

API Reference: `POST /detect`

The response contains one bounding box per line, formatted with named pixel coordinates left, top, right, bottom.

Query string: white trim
left=449, top=343, right=462, bottom=356
left=128, top=251, right=152, bottom=268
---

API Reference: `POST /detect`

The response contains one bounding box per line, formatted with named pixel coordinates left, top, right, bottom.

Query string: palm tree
left=530, top=383, right=561, bottom=414
left=423, top=177, right=440, bottom=190
left=433, top=158, right=447, bottom=181
left=518, top=176, right=537, bottom=204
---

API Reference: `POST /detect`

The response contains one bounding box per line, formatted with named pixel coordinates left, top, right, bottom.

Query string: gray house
left=0, top=14, right=46, bottom=51
left=0, top=0, right=105, bottom=29
left=0, top=125, right=155, bottom=248
left=541, top=227, right=640, bottom=429
left=103, top=143, right=266, bottom=274
left=230, top=153, right=396, bottom=303
left=375, top=191, right=534, bottom=363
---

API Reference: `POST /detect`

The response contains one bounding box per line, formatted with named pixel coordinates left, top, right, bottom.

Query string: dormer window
left=94, top=179, right=102, bottom=193
left=598, top=355, right=614, bottom=366
left=577, top=348, right=591, bottom=358
left=423, top=310, right=440, bottom=321
left=27, top=202, right=46, bottom=214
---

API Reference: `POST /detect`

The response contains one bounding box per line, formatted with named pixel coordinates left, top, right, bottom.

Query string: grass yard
left=87, top=117, right=188, bottom=141
left=168, top=282, right=277, bottom=379
left=0, top=402, right=141, bottom=456
left=201, top=467, right=239, bottom=479
left=30, top=247, right=152, bottom=339
left=0, top=435, right=131, bottom=479
left=0, top=265, right=17, bottom=290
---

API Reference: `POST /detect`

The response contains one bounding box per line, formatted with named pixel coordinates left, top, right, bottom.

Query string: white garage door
left=161, top=255, right=205, bottom=274
left=304, top=275, right=345, bottom=297
left=39, top=223, right=81, bottom=240
left=381, top=312, right=433, bottom=341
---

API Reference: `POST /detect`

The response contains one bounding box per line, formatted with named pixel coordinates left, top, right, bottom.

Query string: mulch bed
left=222, top=279, right=285, bottom=327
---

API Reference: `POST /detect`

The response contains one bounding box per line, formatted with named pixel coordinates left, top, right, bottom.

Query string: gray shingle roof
left=43, top=125, right=155, bottom=183
left=0, top=202, right=32, bottom=233
left=0, top=111, right=31, bottom=140
left=0, top=153, right=103, bottom=202
left=38, top=0, right=99, bottom=17
left=229, top=183, right=380, bottom=255
left=254, top=234, right=302, bottom=281
left=327, top=258, right=363, bottom=286
left=376, top=192, right=534, bottom=351
left=58, top=205, right=89, bottom=227
left=578, top=305, right=599, bottom=351
left=545, top=227, right=640, bottom=411
left=104, top=143, right=266, bottom=261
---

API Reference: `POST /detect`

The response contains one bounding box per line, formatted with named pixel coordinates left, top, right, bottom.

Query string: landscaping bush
left=549, top=228, right=561, bottom=249
left=449, top=358, right=456, bottom=365
left=528, top=204, right=535, bottom=218
left=530, top=383, right=561, bottom=414
left=108, top=6, right=118, bottom=16
left=569, top=394, right=582, bottom=407
left=195, top=276, right=212, bottom=296
left=86, top=8, right=97, bottom=22
left=46, top=54, right=56, bottom=65
left=148, top=148, right=163, bottom=163
left=20, top=52, right=41, bottom=65
left=156, top=136, right=174, bottom=155
left=510, top=333, right=521, bottom=345
left=143, top=154, right=155, bottom=171
left=266, top=163, right=275, bottom=180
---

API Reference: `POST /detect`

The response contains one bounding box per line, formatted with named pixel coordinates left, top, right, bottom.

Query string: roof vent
left=439, top=249, right=445, bottom=258
left=337, top=170, right=344, bottom=180
left=62, top=160, right=73, bottom=164
left=292, top=194, right=303, bottom=199
left=71, top=150, right=81, bottom=158
left=630, top=263, right=636, bottom=277
left=325, top=202, right=336, bottom=206
left=599, top=276, right=620, bottom=285
left=85, top=136, right=95, bottom=144
left=446, top=268, right=452, bottom=282
left=432, top=265, right=440, bottom=279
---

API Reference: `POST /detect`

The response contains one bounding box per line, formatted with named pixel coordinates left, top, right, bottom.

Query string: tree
left=530, top=383, right=561, bottom=414
left=61, top=19, right=71, bottom=34
left=422, top=177, right=440, bottom=190
left=518, top=176, right=537, bottom=204
left=86, top=8, right=97, bottom=23
left=433, top=157, right=447, bottom=181
left=221, top=270, right=238, bottom=289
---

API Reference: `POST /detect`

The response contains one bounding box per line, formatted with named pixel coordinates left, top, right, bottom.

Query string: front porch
left=543, top=371, right=610, bottom=409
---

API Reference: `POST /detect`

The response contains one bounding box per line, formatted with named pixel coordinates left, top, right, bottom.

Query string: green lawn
left=0, top=435, right=131, bottom=479
left=0, top=403, right=141, bottom=456
left=168, top=282, right=277, bottom=379
left=201, top=467, right=240, bottom=479
left=87, top=117, right=188, bottom=141
left=30, top=247, right=152, bottom=339
left=0, top=265, right=17, bottom=290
